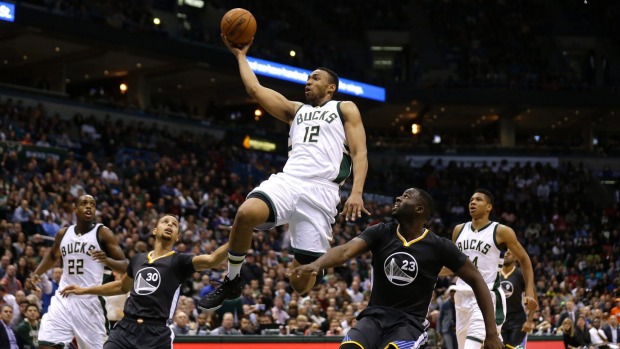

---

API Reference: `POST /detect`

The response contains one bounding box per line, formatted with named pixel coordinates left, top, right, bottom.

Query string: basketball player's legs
left=456, top=291, right=502, bottom=349
left=38, top=296, right=75, bottom=348
left=501, top=327, right=526, bottom=349
left=289, top=183, right=338, bottom=294
left=455, top=292, right=485, bottom=349
left=340, top=316, right=382, bottom=349
left=382, top=322, right=429, bottom=349
left=72, top=297, right=107, bottom=349
left=106, top=319, right=174, bottom=349
left=199, top=173, right=297, bottom=310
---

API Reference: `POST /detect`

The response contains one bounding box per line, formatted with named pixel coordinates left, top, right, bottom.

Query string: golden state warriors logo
left=383, top=252, right=418, bottom=286
left=135, top=267, right=161, bottom=295
left=501, top=280, right=514, bottom=298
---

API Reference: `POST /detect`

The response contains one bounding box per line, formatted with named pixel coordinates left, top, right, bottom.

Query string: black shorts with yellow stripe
left=341, top=307, right=429, bottom=349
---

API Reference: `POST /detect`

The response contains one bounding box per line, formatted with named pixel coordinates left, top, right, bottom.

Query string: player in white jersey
left=444, top=189, right=538, bottom=349
left=199, top=35, right=369, bottom=311
left=31, top=195, right=128, bottom=349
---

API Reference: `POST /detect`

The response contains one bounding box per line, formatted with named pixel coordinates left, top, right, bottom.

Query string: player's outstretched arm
left=93, top=226, right=129, bottom=274
left=455, top=259, right=503, bottom=349
left=193, top=243, right=229, bottom=271
left=289, top=238, right=369, bottom=277
left=497, top=225, right=538, bottom=312
left=340, top=101, right=369, bottom=221
left=222, top=35, right=301, bottom=124
left=60, top=273, right=133, bottom=297
left=31, top=227, right=68, bottom=283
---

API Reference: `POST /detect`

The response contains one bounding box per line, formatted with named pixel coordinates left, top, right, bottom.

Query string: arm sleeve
left=176, top=253, right=197, bottom=279
left=126, top=256, right=134, bottom=278
left=440, top=237, right=468, bottom=271
left=357, top=223, right=386, bottom=252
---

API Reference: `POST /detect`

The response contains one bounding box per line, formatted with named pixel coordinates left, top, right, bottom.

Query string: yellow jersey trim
left=147, top=250, right=175, bottom=264
left=396, top=226, right=429, bottom=247
left=500, top=266, right=516, bottom=279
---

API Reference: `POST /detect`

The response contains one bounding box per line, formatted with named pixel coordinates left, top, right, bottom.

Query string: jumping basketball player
left=199, top=34, right=369, bottom=310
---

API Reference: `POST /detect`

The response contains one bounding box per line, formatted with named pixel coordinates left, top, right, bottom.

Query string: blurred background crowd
left=0, top=96, right=619, bottom=346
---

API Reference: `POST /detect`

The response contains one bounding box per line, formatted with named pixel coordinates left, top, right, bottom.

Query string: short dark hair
left=474, top=188, right=494, bottom=205
left=415, top=188, right=435, bottom=219
left=158, top=213, right=179, bottom=222
left=316, top=67, right=339, bottom=92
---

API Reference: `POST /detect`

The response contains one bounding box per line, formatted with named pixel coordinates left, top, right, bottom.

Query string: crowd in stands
left=0, top=94, right=619, bottom=346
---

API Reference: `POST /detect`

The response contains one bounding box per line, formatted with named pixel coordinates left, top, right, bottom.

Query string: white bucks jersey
left=58, top=223, right=105, bottom=291
left=455, top=221, right=504, bottom=290
left=285, top=100, right=351, bottom=185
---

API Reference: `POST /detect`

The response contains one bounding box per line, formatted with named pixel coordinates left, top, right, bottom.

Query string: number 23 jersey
left=359, top=222, right=467, bottom=320
left=123, top=251, right=195, bottom=320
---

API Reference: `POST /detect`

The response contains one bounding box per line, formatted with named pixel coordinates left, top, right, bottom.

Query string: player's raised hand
left=222, top=34, right=253, bottom=55
left=341, top=193, right=370, bottom=221
left=288, top=263, right=320, bottom=279
left=60, top=284, right=85, bottom=297
left=90, top=250, right=108, bottom=264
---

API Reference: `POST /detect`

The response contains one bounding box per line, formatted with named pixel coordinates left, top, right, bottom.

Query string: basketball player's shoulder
left=373, top=221, right=397, bottom=233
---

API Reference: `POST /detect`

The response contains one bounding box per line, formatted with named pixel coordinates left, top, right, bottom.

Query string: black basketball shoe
left=197, top=275, right=244, bottom=311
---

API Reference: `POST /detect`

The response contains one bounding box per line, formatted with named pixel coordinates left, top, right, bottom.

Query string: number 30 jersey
left=123, top=251, right=196, bottom=321
left=58, top=223, right=105, bottom=293
left=285, top=100, right=351, bottom=185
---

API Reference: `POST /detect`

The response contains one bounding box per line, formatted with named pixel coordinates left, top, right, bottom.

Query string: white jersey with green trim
left=284, top=100, right=351, bottom=185
left=58, top=223, right=105, bottom=291
left=454, top=221, right=503, bottom=291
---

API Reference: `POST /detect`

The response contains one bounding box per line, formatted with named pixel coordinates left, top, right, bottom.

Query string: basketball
left=220, top=8, right=257, bottom=46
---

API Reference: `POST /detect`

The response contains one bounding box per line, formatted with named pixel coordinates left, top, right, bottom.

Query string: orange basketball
left=221, top=8, right=257, bottom=46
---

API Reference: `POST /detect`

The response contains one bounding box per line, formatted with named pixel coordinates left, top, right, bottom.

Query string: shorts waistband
left=124, top=314, right=169, bottom=325
left=280, top=172, right=340, bottom=190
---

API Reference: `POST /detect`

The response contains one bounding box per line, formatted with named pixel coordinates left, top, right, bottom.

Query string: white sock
left=227, top=251, right=245, bottom=279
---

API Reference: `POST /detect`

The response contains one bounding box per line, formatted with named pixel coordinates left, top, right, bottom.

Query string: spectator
left=171, top=311, right=195, bottom=336
left=210, top=312, right=241, bottom=335
left=0, top=304, right=18, bottom=349
left=589, top=318, right=609, bottom=347
left=39, top=267, right=61, bottom=314
left=14, top=303, right=40, bottom=349
left=271, top=296, right=290, bottom=325
left=1, top=265, right=22, bottom=295
left=438, top=286, right=458, bottom=349
left=195, top=311, right=211, bottom=335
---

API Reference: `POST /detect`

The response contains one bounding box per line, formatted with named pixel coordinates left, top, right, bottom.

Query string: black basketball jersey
left=123, top=251, right=195, bottom=320
left=500, top=266, right=527, bottom=329
left=358, top=222, right=467, bottom=320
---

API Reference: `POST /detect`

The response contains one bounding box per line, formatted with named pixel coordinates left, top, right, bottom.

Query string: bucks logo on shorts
left=501, top=280, right=514, bottom=298
left=383, top=252, right=418, bottom=286
left=134, top=267, right=161, bottom=295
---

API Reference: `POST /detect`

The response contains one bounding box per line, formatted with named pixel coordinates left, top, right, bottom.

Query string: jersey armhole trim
left=454, top=223, right=467, bottom=242
left=95, top=224, right=109, bottom=255
left=493, top=224, right=506, bottom=251
left=336, top=101, right=344, bottom=125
